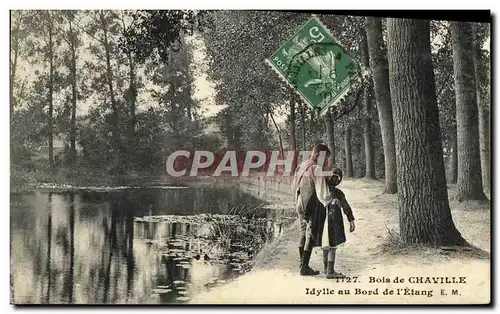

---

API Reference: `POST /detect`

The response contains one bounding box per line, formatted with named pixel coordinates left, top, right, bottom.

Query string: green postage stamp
left=266, top=16, right=362, bottom=115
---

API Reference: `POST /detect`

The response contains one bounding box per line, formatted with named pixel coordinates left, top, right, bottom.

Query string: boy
left=321, top=168, right=356, bottom=279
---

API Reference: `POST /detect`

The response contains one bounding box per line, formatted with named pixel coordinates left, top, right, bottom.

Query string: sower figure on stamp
left=291, top=143, right=334, bottom=276
left=318, top=168, right=356, bottom=279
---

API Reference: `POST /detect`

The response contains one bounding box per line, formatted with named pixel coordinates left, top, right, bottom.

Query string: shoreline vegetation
left=10, top=164, right=296, bottom=193
left=10, top=165, right=175, bottom=193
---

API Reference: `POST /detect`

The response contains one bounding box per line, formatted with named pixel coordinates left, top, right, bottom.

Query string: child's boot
left=322, top=249, right=328, bottom=274
left=326, top=250, right=346, bottom=279
left=299, top=250, right=319, bottom=276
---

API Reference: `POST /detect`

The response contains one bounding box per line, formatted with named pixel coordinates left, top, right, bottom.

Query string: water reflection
left=10, top=187, right=294, bottom=304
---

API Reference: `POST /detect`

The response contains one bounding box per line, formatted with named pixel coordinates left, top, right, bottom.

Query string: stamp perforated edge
left=264, top=57, right=317, bottom=110
left=310, top=14, right=371, bottom=77
left=264, top=14, right=370, bottom=117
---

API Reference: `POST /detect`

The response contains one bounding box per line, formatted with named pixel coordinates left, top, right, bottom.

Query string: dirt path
left=189, top=179, right=491, bottom=304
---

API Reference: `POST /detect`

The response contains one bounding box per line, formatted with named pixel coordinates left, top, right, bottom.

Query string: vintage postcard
left=10, top=10, right=491, bottom=305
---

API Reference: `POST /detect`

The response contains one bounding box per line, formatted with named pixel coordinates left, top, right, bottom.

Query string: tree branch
left=333, top=81, right=365, bottom=122
left=73, top=16, right=104, bottom=45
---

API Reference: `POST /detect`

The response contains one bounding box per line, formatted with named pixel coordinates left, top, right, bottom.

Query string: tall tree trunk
left=324, top=110, right=335, bottom=166
left=69, top=20, right=77, bottom=164
left=451, top=22, right=487, bottom=201
left=121, top=10, right=137, bottom=145
left=101, top=13, right=119, bottom=156
left=354, top=128, right=364, bottom=178
left=289, top=99, right=297, bottom=172
left=362, top=89, right=375, bottom=179
left=10, top=12, right=22, bottom=119
left=48, top=25, right=54, bottom=168
left=269, top=110, right=284, bottom=157
left=127, top=54, right=136, bottom=139
left=450, top=128, right=458, bottom=184
left=361, top=32, right=375, bottom=179
left=181, top=37, right=193, bottom=121
left=366, top=17, right=396, bottom=191
left=289, top=100, right=297, bottom=152
left=10, top=46, right=18, bottom=120
left=344, top=126, right=353, bottom=177
left=300, top=100, right=307, bottom=150
left=126, top=51, right=136, bottom=166
left=472, top=24, right=490, bottom=192
left=387, top=18, right=466, bottom=246
left=478, top=106, right=490, bottom=191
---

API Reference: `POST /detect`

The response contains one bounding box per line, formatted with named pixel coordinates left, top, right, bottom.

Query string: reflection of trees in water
left=10, top=188, right=291, bottom=304
left=101, top=196, right=116, bottom=303
left=100, top=192, right=137, bottom=304
left=12, top=192, right=139, bottom=304
left=44, top=193, right=53, bottom=303
left=125, top=196, right=135, bottom=301
left=156, top=255, right=189, bottom=304
left=62, top=194, right=75, bottom=303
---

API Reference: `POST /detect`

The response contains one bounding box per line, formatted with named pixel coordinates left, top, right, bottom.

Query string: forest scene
left=10, top=10, right=491, bottom=305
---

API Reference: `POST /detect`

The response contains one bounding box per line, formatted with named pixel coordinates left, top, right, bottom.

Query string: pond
left=10, top=185, right=295, bottom=304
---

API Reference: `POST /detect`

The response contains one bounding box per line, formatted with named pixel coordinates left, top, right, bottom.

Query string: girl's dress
left=309, top=186, right=355, bottom=248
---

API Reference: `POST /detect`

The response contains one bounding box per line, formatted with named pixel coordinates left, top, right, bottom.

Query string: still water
left=10, top=186, right=293, bottom=304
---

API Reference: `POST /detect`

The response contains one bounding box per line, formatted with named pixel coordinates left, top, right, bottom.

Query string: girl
left=318, top=168, right=356, bottom=279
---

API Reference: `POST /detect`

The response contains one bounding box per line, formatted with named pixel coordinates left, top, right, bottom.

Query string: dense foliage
left=10, top=11, right=490, bottom=186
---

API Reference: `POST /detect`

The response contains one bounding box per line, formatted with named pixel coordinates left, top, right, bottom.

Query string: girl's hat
left=329, top=168, right=343, bottom=186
